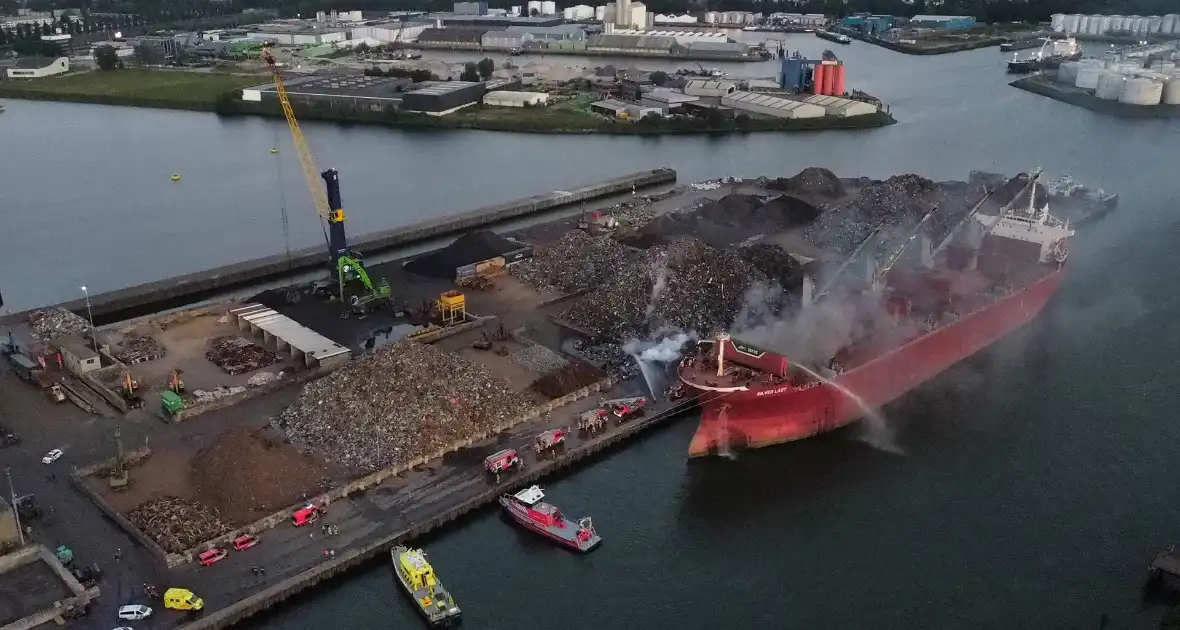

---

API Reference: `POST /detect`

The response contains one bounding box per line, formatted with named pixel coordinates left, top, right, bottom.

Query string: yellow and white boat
left=391, top=545, right=461, bottom=626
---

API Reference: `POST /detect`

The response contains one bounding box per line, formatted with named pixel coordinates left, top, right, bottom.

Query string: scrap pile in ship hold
left=274, top=340, right=530, bottom=473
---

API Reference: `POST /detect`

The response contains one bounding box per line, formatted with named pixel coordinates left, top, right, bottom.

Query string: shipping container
left=475, top=257, right=506, bottom=275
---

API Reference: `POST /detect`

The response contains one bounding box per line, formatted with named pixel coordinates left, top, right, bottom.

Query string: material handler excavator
left=262, top=44, right=393, bottom=313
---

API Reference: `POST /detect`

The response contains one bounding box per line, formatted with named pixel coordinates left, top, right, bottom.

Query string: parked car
left=41, top=448, right=63, bottom=464
left=117, top=604, right=152, bottom=621
left=198, top=548, right=227, bottom=567
left=233, top=534, right=260, bottom=551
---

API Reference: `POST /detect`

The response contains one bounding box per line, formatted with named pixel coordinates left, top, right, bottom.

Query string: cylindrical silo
left=1162, top=14, right=1177, bottom=34
left=1051, top=13, right=1065, bottom=31
left=1120, top=77, right=1163, bottom=104
left=1150, top=60, right=1176, bottom=73
left=1075, top=64, right=1102, bottom=89
left=1148, top=16, right=1163, bottom=33
left=1089, top=17, right=1103, bottom=34
left=1077, top=15, right=1090, bottom=33
left=1109, top=16, right=1124, bottom=32
left=811, top=64, right=826, bottom=95
left=1064, top=14, right=1080, bottom=34
left=1135, top=17, right=1149, bottom=35
left=1095, top=72, right=1123, bottom=99
left=1057, top=61, right=1080, bottom=84
left=830, top=63, right=845, bottom=96
left=1163, top=77, right=1180, bottom=104
left=1116, top=16, right=1130, bottom=32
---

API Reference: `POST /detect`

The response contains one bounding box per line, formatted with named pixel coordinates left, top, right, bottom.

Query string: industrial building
left=607, top=29, right=729, bottom=46
left=653, top=13, right=698, bottom=24
left=58, top=336, right=100, bottom=375
left=684, top=40, right=749, bottom=58
left=401, top=80, right=486, bottom=115
left=247, top=22, right=348, bottom=46
left=683, top=79, right=738, bottom=104
left=5, top=57, right=69, bottom=79
left=766, top=12, right=827, bottom=28
left=798, top=94, right=877, bottom=117
left=435, top=13, right=564, bottom=27
left=563, top=5, right=595, bottom=21
left=1056, top=58, right=1180, bottom=106
left=639, top=88, right=699, bottom=113
left=454, top=1, right=489, bottom=15
left=418, top=27, right=490, bottom=48
left=504, top=24, right=586, bottom=41
left=1051, top=14, right=1180, bottom=36
left=907, top=15, right=976, bottom=29
left=587, top=33, right=676, bottom=54
left=350, top=21, right=432, bottom=43
left=241, top=75, right=413, bottom=110
left=840, top=14, right=894, bottom=36
left=721, top=91, right=825, bottom=119
left=604, top=0, right=647, bottom=30
left=483, top=90, right=549, bottom=106
left=590, top=98, right=662, bottom=119
left=703, top=11, right=759, bottom=25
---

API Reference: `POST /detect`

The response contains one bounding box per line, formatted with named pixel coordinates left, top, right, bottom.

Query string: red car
left=292, top=504, right=325, bottom=527
left=233, top=534, right=260, bottom=551
left=198, top=548, right=228, bottom=566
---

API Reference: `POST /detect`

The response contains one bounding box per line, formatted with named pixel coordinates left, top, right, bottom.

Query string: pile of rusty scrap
left=113, top=334, right=166, bottom=364
left=530, top=363, right=605, bottom=399
left=125, top=496, right=233, bottom=553
left=28, top=308, right=92, bottom=342
left=205, top=336, right=280, bottom=375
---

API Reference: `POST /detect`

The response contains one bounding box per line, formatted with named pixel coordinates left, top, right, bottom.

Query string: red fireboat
left=499, top=486, right=601, bottom=552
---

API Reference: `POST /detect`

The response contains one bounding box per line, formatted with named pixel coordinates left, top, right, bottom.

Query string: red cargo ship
left=679, top=171, right=1074, bottom=457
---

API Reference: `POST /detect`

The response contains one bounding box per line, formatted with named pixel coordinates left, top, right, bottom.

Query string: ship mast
left=932, top=185, right=994, bottom=256
left=872, top=204, right=940, bottom=285
left=812, top=226, right=882, bottom=303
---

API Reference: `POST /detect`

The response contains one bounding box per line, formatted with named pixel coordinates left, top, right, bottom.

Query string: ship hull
left=686, top=268, right=1064, bottom=457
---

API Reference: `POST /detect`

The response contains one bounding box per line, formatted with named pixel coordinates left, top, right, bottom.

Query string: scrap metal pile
left=560, top=236, right=766, bottom=341
left=510, top=230, right=640, bottom=295
left=276, top=340, right=531, bottom=473
left=112, top=334, right=166, bottom=364
left=572, top=340, right=640, bottom=380
left=529, top=363, right=604, bottom=399
left=126, top=496, right=233, bottom=553
left=191, top=427, right=334, bottom=525
left=766, top=167, right=848, bottom=199
left=805, top=174, right=943, bottom=255
left=509, top=343, right=569, bottom=375
left=28, top=308, right=91, bottom=342
left=205, top=336, right=280, bottom=375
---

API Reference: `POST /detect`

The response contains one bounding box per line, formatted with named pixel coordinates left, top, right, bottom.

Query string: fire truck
left=605, top=396, right=647, bottom=423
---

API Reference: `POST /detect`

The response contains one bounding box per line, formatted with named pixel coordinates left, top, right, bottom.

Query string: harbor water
left=2, top=37, right=1180, bottom=628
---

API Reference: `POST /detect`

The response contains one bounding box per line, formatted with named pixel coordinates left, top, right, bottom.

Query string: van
left=164, top=588, right=204, bottom=611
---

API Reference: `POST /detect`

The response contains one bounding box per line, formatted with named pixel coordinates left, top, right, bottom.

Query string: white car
left=113, top=627, right=134, bottom=630
left=41, top=449, right=63, bottom=464
left=116, top=604, right=152, bottom=621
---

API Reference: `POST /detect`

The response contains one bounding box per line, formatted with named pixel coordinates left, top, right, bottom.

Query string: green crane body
left=337, top=255, right=391, bottom=304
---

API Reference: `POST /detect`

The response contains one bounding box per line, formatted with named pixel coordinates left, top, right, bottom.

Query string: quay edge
left=176, top=396, right=697, bottom=630
left=0, top=168, right=676, bottom=326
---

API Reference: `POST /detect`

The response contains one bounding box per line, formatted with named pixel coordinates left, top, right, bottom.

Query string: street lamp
left=5, top=468, right=24, bottom=547
left=80, top=285, right=98, bottom=355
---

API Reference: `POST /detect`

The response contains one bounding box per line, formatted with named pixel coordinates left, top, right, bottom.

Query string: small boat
left=171, top=174, right=181, bottom=181
left=391, top=546, right=461, bottom=626
left=500, top=485, right=601, bottom=552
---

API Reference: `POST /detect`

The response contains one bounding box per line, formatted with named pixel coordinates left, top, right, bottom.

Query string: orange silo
left=831, top=63, right=846, bottom=96
left=811, top=64, right=826, bottom=95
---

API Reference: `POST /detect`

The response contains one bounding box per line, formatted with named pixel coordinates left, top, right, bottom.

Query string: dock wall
left=177, top=394, right=695, bottom=630
left=0, top=169, right=676, bottom=326
left=1010, top=75, right=1180, bottom=118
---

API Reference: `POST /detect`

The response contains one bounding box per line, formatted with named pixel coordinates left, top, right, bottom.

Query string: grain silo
left=1051, top=14, right=1065, bottom=31
left=1063, top=14, right=1081, bottom=33
left=1163, top=14, right=1178, bottom=35
left=1134, top=17, right=1150, bottom=35
left=1119, top=77, right=1163, bottom=104
left=1088, top=17, right=1103, bottom=35
left=1100, top=16, right=1113, bottom=33
left=1077, top=15, right=1090, bottom=33
left=1095, top=72, right=1124, bottom=99
left=1148, top=16, right=1163, bottom=33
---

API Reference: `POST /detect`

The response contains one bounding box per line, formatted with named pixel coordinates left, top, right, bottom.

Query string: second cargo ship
left=678, top=170, right=1074, bottom=457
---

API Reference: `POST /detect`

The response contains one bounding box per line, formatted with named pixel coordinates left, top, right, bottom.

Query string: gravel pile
left=28, top=308, right=91, bottom=342
left=805, top=174, right=942, bottom=255
left=740, top=243, right=805, bottom=290
left=620, top=193, right=820, bottom=250
left=276, top=340, right=531, bottom=473
left=767, top=167, right=847, bottom=199
left=126, top=496, right=233, bottom=553
left=561, top=237, right=766, bottom=340
left=572, top=340, right=640, bottom=380
left=509, top=343, right=569, bottom=375
left=191, top=428, right=334, bottom=525
left=112, top=334, right=166, bottom=364
left=510, top=230, right=640, bottom=295
left=405, top=230, right=520, bottom=279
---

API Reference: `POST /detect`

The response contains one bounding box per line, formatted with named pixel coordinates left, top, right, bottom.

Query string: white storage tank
left=1135, top=17, right=1150, bottom=35
left=1064, top=14, right=1081, bottom=33
left=1150, top=61, right=1176, bottom=73
left=1163, top=77, right=1180, bottom=104
left=1051, top=13, right=1065, bottom=31
left=1148, top=16, right=1163, bottom=33
left=1057, top=61, right=1080, bottom=84
left=1077, top=15, right=1090, bottom=33
left=1095, top=72, right=1124, bottom=99
left=1089, top=17, right=1103, bottom=34
left=1120, top=77, right=1163, bottom=104
left=540, top=0, right=556, bottom=14
left=1100, top=16, right=1114, bottom=33
left=1075, top=64, right=1103, bottom=89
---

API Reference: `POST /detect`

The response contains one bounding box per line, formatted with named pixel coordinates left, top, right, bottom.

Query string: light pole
left=5, top=468, right=24, bottom=547
left=80, top=285, right=98, bottom=354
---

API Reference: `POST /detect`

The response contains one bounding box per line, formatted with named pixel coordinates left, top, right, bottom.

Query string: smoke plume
left=623, top=328, right=698, bottom=363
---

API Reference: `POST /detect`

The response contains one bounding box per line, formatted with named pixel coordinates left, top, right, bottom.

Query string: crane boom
left=263, top=46, right=348, bottom=265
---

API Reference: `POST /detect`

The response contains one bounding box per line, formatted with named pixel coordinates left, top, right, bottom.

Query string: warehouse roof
left=910, top=15, right=974, bottom=21
left=684, top=79, right=737, bottom=96
left=405, top=80, right=483, bottom=95
left=231, top=305, right=350, bottom=365
left=685, top=40, right=748, bottom=53
left=641, top=89, right=699, bottom=104
left=589, top=34, right=676, bottom=50
left=247, top=75, right=412, bottom=100
left=724, top=91, right=825, bottom=115
left=10, top=56, right=64, bottom=69
left=801, top=94, right=877, bottom=116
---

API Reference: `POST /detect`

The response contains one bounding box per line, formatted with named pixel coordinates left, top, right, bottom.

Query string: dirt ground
left=433, top=329, right=549, bottom=405
left=88, top=425, right=342, bottom=527
left=106, top=306, right=292, bottom=397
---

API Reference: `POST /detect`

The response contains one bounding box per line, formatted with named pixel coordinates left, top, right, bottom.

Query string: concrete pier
left=1, top=168, right=676, bottom=326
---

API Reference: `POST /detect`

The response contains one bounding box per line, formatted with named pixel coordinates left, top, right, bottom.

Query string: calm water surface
left=2, top=37, right=1179, bottom=629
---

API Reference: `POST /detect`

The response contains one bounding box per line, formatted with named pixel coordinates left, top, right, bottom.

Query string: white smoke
left=644, top=261, right=669, bottom=321
left=623, top=328, right=698, bottom=363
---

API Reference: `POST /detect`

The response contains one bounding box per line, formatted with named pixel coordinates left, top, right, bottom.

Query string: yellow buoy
left=270, top=147, right=279, bottom=154
left=171, top=174, right=181, bottom=182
